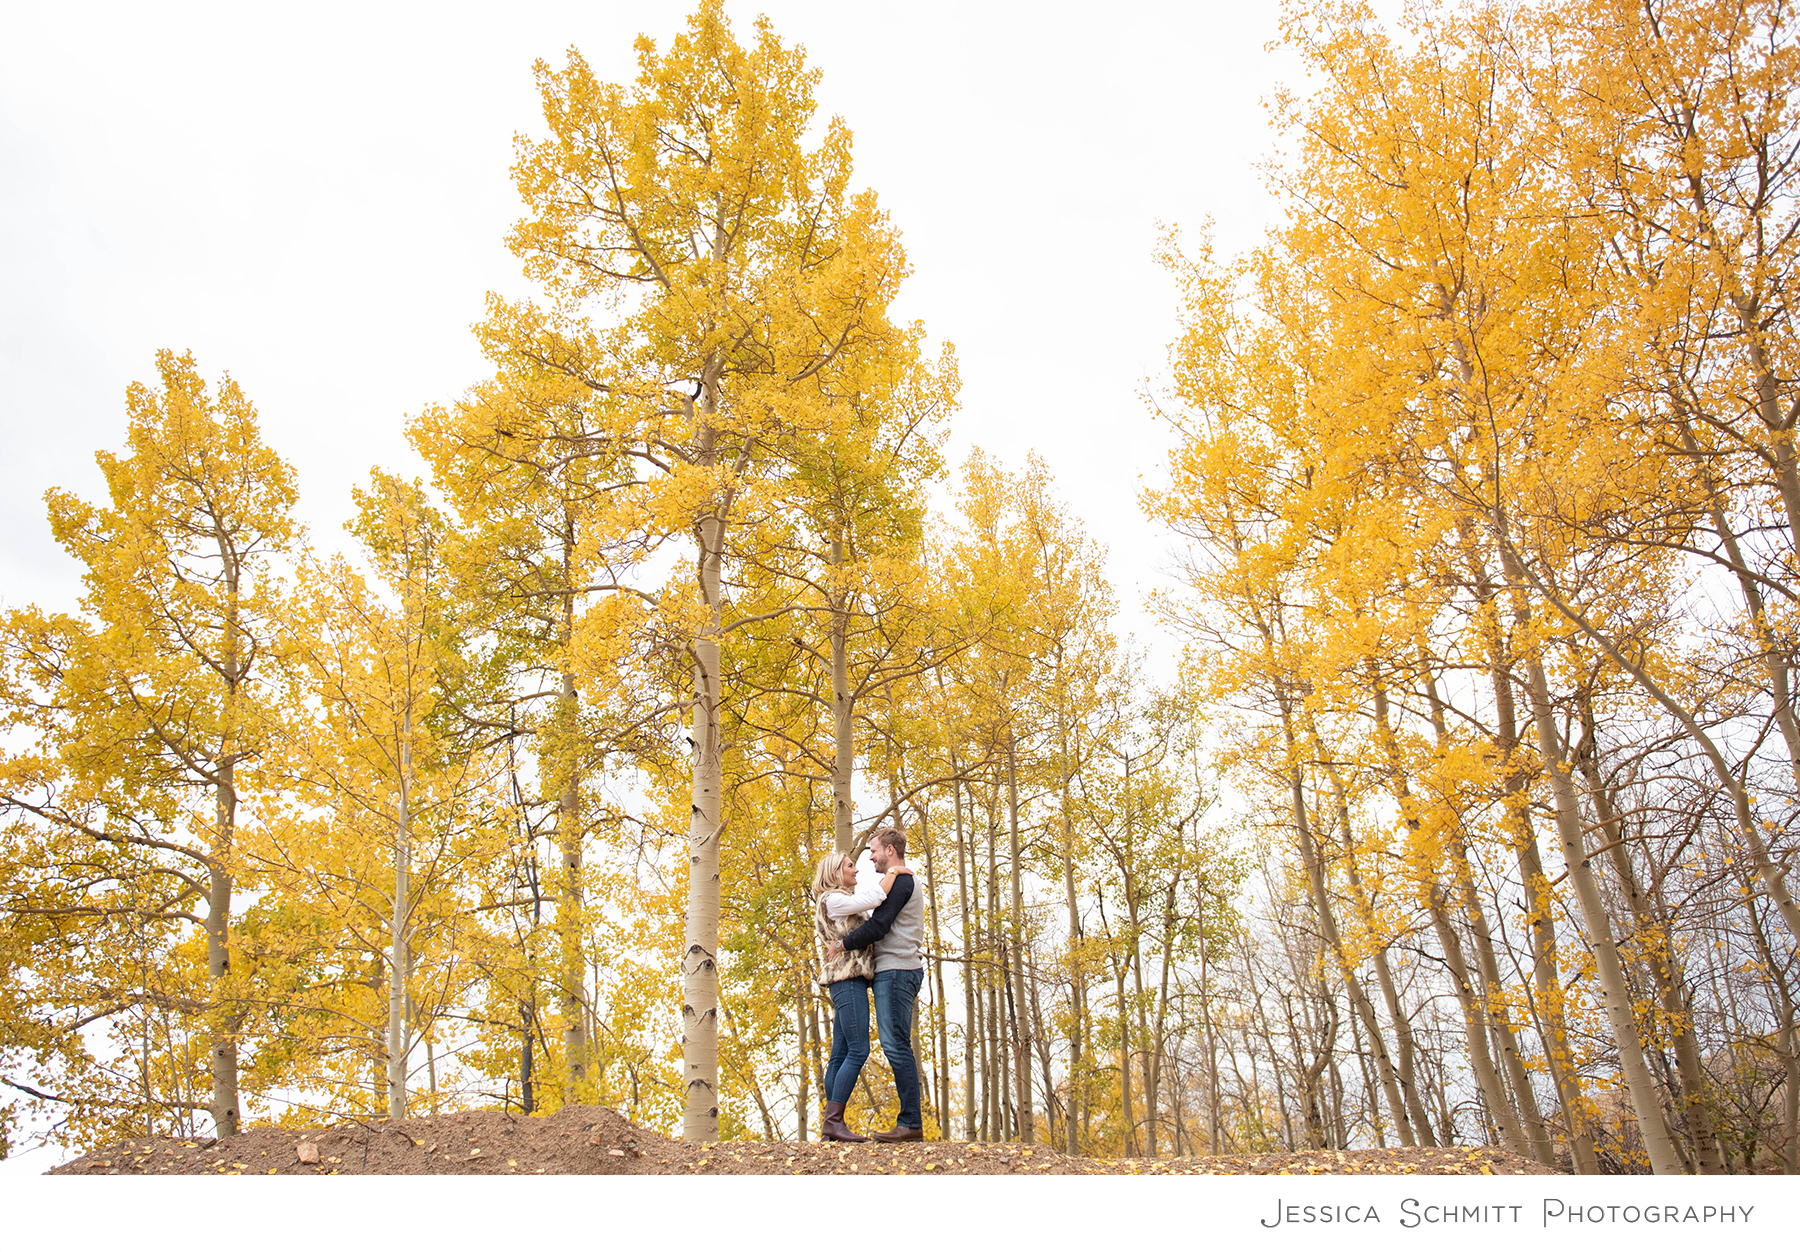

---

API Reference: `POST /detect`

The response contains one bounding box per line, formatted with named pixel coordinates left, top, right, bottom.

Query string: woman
left=813, top=848, right=907, bottom=1143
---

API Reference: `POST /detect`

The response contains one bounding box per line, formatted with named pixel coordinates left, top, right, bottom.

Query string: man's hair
left=872, top=826, right=906, bottom=859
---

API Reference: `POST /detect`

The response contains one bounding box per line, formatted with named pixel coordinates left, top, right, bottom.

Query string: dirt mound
left=47, top=1104, right=677, bottom=1176
left=46, top=1105, right=1559, bottom=1176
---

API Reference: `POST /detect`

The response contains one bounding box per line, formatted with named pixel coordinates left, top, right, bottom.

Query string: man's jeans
left=823, top=976, right=871, bottom=1105
left=872, top=966, right=924, bottom=1129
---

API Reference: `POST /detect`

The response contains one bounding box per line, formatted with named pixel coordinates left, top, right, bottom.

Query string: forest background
left=3, top=0, right=1797, bottom=1180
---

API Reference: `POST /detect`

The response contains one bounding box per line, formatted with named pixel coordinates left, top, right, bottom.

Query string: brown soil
left=46, top=1104, right=1560, bottom=1176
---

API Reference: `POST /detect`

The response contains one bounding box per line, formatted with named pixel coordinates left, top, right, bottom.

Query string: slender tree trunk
left=1200, top=937, right=1221, bottom=1154
left=1678, top=417, right=1800, bottom=788
left=1283, top=990, right=1328, bottom=1149
left=1147, top=879, right=1179, bottom=1156
left=920, top=803, right=952, bottom=1138
left=807, top=994, right=826, bottom=1119
left=1784, top=1015, right=1800, bottom=1176
left=207, top=557, right=242, bottom=1138
left=1429, top=1037, right=1456, bottom=1145
left=720, top=996, right=775, bottom=1139
left=981, top=945, right=997, bottom=1138
left=1111, top=939, right=1137, bottom=1155
left=954, top=776, right=977, bottom=1141
left=1345, top=985, right=1386, bottom=1147
left=1428, top=883, right=1530, bottom=1156
left=1575, top=696, right=1724, bottom=1173
left=997, top=939, right=1019, bottom=1138
left=1281, top=992, right=1316, bottom=1148
left=1312, top=737, right=1435, bottom=1146
left=1169, top=1035, right=1189, bottom=1156
left=1006, top=731, right=1034, bottom=1142
left=830, top=535, right=855, bottom=854
left=681, top=366, right=725, bottom=1141
left=1119, top=756, right=1158, bottom=1156
left=1312, top=989, right=1339, bottom=1148
left=1054, top=646, right=1086, bottom=1152
left=1128, top=924, right=1155, bottom=1153
left=1063, top=824, right=1084, bottom=1154
left=557, top=521, right=588, bottom=1096
left=986, top=921, right=1000, bottom=1136
left=521, top=998, right=536, bottom=1114
left=1465, top=541, right=1599, bottom=1172
left=1284, top=754, right=1414, bottom=1145
left=1420, top=653, right=1559, bottom=1165
left=1330, top=1054, right=1349, bottom=1149
left=1223, top=1016, right=1255, bottom=1151
left=1508, top=599, right=1683, bottom=1174
left=388, top=702, right=412, bottom=1120
left=986, top=784, right=1007, bottom=1137
left=796, top=984, right=811, bottom=1141
left=1026, top=940, right=1056, bottom=1148
left=1740, top=879, right=1800, bottom=1174
left=1242, top=940, right=1293, bottom=1151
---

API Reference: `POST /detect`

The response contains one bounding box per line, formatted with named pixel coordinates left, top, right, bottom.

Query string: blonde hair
left=811, top=851, right=852, bottom=901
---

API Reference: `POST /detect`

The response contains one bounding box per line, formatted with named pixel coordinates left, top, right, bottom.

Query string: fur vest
left=817, top=895, right=877, bottom=985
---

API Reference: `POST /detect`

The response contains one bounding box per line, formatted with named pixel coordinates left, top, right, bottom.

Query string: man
left=828, top=826, right=926, bottom=1142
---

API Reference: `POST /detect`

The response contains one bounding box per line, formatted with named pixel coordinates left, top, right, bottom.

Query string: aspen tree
left=356, top=477, right=438, bottom=1120
left=1147, top=2, right=1717, bottom=1171
left=1416, top=655, right=1557, bottom=1163
left=1570, top=684, right=1726, bottom=1171
left=940, top=452, right=1045, bottom=1141
left=1535, top=0, right=1800, bottom=785
left=1460, top=536, right=1600, bottom=1171
left=1008, top=456, right=1119, bottom=1152
left=260, top=474, right=503, bottom=1122
left=727, top=336, right=956, bottom=856
left=466, top=1, right=916, bottom=1139
left=1, top=352, right=295, bottom=1139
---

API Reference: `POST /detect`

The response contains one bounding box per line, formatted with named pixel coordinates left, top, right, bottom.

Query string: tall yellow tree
left=258, top=473, right=505, bottom=1121
left=1142, top=0, right=1785, bottom=1174
left=464, top=1, right=919, bottom=1139
left=0, top=351, right=297, bottom=1141
left=411, top=371, right=656, bottom=1108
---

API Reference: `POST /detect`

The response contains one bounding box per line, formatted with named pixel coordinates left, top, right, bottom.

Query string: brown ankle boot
left=821, top=1100, right=867, bottom=1143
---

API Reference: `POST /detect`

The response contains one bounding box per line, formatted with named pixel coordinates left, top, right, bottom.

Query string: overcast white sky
left=0, top=1, right=1305, bottom=670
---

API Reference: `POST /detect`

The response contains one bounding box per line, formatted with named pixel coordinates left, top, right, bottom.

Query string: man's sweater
left=841, top=872, right=926, bottom=972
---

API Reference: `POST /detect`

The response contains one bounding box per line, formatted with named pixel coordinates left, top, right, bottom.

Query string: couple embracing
left=811, top=826, right=926, bottom=1143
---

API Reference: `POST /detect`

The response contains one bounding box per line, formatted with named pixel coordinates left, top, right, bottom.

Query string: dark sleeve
left=842, top=875, right=913, bottom=951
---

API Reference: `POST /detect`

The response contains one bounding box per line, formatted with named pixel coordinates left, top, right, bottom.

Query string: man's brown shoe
left=870, top=1124, right=924, bottom=1142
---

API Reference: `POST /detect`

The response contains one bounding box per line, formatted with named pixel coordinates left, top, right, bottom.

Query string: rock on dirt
left=46, top=1105, right=1560, bottom=1176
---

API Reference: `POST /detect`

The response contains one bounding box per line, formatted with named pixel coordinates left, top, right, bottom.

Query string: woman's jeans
left=823, top=976, right=871, bottom=1105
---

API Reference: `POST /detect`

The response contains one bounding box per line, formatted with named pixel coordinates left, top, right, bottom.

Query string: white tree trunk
left=1006, top=732, right=1034, bottom=1143
left=556, top=522, right=589, bottom=1095
left=682, top=511, right=724, bottom=1141
left=1429, top=886, right=1530, bottom=1155
left=388, top=707, right=411, bottom=1121
left=1518, top=647, right=1684, bottom=1175
left=831, top=536, right=854, bottom=854
left=208, top=554, right=243, bottom=1138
